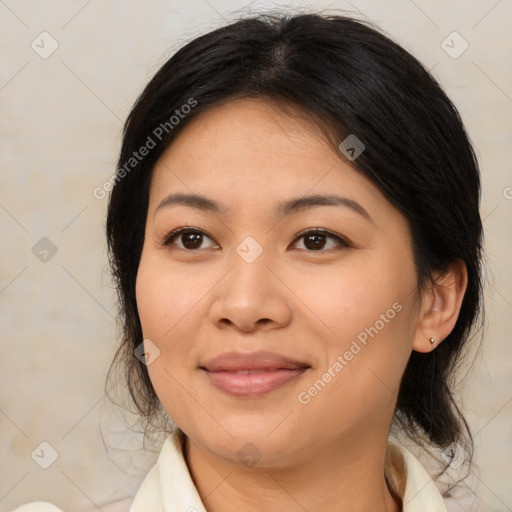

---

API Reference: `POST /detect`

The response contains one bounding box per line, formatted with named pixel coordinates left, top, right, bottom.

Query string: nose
left=208, top=248, right=293, bottom=333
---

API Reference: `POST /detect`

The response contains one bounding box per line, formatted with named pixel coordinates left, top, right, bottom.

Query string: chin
left=191, top=420, right=305, bottom=468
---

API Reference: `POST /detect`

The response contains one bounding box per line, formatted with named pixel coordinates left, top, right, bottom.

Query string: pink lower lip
left=203, top=368, right=308, bottom=397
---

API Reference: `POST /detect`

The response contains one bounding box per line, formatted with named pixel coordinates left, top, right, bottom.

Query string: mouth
left=200, top=367, right=310, bottom=397
left=220, top=369, right=290, bottom=374
left=199, top=351, right=311, bottom=398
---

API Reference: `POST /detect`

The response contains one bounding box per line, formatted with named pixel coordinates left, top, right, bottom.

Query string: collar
left=130, top=431, right=447, bottom=512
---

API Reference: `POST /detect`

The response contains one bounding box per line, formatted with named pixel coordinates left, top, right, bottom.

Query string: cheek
left=135, top=254, right=196, bottom=399
left=288, top=256, right=418, bottom=397
left=292, top=276, right=416, bottom=435
left=135, top=250, right=224, bottom=377
left=285, top=255, right=415, bottom=347
left=135, top=252, right=208, bottom=342
left=135, top=253, right=206, bottom=424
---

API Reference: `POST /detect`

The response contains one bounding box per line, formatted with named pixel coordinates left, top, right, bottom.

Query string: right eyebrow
left=155, top=193, right=227, bottom=217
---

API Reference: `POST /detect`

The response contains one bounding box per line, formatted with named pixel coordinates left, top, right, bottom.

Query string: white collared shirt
left=12, top=432, right=447, bottom=512
left=130, top=432, right=447, bottom=512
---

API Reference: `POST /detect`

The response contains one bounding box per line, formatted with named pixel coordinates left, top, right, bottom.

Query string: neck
left=183, top=433, right=401, bottom=512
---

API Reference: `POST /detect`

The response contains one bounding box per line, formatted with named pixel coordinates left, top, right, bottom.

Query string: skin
left=135, top=97, right=467, bottom=512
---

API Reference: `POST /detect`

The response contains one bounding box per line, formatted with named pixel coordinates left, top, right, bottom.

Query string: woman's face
left=136, top=97, right=424, bottom=466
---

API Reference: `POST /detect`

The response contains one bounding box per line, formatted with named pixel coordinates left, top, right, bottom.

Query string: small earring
left=429, top=337, right=436, bottom=345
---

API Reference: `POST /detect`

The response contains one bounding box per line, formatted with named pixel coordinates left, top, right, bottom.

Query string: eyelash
left=161, top=227, right=351, bottom=252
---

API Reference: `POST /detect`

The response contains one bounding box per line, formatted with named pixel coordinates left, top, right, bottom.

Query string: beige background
left=1, top=0, right=511, bottom=511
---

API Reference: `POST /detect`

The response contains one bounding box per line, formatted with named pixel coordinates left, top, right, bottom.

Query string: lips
left=200, top=351, right=310, bottom=397
left=200, top=350, right=310, bottom=372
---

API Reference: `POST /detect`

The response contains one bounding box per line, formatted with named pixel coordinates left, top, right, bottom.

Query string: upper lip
left=200, top=351, right=311, bottom=372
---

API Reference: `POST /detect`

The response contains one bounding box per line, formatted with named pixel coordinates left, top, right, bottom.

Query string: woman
left=14, top=10, right=483, bottom=512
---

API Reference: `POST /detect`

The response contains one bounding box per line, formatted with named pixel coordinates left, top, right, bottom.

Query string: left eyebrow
left=276, top=194, right=373, bottom=223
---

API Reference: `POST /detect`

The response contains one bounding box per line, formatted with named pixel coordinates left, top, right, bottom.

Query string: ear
left=412, top=260, right=468, bottom=353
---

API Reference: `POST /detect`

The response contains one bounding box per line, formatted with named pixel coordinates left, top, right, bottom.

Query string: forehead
left=159, top=97, right=331, bottom=169
left=148, top=97, right=391, bottom=221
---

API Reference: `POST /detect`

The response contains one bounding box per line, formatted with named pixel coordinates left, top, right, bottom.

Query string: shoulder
left=10, top=504, right=63, bottom=512
left=9, top=498, right=133, bottom=512
left=389, top=442, right=447, bottom=512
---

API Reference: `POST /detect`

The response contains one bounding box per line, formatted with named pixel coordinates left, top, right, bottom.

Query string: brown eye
left=164, top=228, right=219, bottom=250
left=292, top=229, right=349, bottom=251
left=303, top=233, right=328, bottom=250
left=180, top=231, right=203, bottom=249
